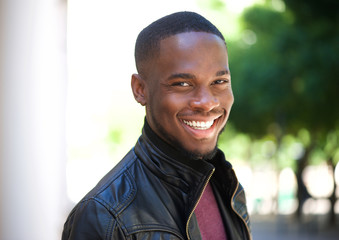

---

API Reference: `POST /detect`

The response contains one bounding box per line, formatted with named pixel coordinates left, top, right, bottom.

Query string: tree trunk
left=327, top=158, right=337, bottom=226
left=295, top=146, right=312, bottom=219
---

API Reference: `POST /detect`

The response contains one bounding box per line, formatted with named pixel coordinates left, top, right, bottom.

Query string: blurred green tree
left=204, top=0, right=339, bottom=223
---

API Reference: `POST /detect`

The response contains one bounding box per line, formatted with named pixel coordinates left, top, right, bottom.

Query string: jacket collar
left=133, top=120, right=214, bottom=192
left=141, top=119, right=215, bottom=174
left=135, top=119, right=234, bottom=191
left=142, top=119, right=233, bottom=170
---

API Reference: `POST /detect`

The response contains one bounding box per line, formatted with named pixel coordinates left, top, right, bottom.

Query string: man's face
left=136, top=32, right=234, bottom=158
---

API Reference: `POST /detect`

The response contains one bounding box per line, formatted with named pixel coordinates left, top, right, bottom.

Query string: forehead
left=160, top=31, right=225, bottom=52
left=153, top=32, right=228, bottom=73
left=161, top=31, right=225, bottom=50
left=157, top=32, right=228, bottom=64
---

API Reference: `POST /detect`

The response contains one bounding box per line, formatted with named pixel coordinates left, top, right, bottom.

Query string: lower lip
left=181, top=118, right=220, bottom=139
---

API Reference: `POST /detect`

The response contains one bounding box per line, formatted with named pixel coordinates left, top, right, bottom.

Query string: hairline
left=137, top=30, right=227, bottom=78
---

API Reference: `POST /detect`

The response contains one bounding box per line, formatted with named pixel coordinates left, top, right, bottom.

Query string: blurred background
left=0, top=0, right=338, bottom=239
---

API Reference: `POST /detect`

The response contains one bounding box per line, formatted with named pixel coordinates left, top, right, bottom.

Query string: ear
left=131, top=73, right=147, bottom=106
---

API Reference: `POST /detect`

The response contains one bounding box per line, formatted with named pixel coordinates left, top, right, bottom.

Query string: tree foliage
left=210, top=0, right=339, bottom=222
left=228, top=1, right=339, bottom=139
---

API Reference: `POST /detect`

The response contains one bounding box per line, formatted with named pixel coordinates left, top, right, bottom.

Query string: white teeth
left=183, top=120, right=214, bottom=130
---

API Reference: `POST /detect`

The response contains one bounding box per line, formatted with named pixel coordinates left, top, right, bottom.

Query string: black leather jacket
left=62, top=122, right=252, bottom=240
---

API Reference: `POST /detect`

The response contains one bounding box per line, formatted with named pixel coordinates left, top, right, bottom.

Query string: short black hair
left=134, top=11, right=226, bottom=76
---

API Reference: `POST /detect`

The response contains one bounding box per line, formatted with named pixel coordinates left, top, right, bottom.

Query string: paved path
left=251, top=214, right=339, bottom=240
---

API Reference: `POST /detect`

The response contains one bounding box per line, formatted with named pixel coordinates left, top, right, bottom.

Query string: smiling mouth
left=182, top=119, right=215, bottom=130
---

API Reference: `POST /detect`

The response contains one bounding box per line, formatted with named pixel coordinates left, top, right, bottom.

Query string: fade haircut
left=134, top=11, right=226, bottom=77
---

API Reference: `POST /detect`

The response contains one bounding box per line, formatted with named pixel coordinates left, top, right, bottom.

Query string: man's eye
left=213, top=79, right=229, bottom=85
left=172, top=82, right=190, bottom=87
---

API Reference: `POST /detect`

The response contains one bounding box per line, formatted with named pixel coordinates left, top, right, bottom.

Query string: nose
left=189, top=86, right=220, bottom=112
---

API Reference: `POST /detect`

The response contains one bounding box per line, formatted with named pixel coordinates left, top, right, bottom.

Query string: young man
left=62, top=11, right=252, bottom=240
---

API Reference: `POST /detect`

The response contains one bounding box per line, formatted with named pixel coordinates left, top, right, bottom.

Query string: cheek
left=220, top=90, right=234, bottom=109
left=160, top=93, right=187, bottom=114
left=228, top=93, right=234, bottom=107
left=147, top=95, right=175, bottom=123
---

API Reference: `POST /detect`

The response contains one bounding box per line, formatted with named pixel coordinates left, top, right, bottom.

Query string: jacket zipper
left=185, top=168, right=215, bottom=240
left=230, top=181, right=252, bottom=240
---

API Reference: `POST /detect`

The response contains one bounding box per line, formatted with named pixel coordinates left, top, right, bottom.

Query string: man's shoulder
left=81, top=148, right=139, bottom=215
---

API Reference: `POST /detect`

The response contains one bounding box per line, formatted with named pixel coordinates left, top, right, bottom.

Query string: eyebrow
left=216, top=69, right=230, bottom=76
left=167, top=69, right=230, bottom=81
left=167, top=73, right=196, bottom=81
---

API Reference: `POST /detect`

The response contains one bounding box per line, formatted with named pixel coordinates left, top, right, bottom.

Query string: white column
left=0, top=0, right=69, bottom=239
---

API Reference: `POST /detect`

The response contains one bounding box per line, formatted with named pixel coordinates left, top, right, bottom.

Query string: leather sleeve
left=62, top=199, right=125, bottom=240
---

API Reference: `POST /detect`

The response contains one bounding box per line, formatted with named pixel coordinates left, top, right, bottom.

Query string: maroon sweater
left=195, top=182, right=227, bottom=239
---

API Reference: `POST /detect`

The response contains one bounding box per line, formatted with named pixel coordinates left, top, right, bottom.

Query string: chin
left=182, top=145, right=218, bottom=161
